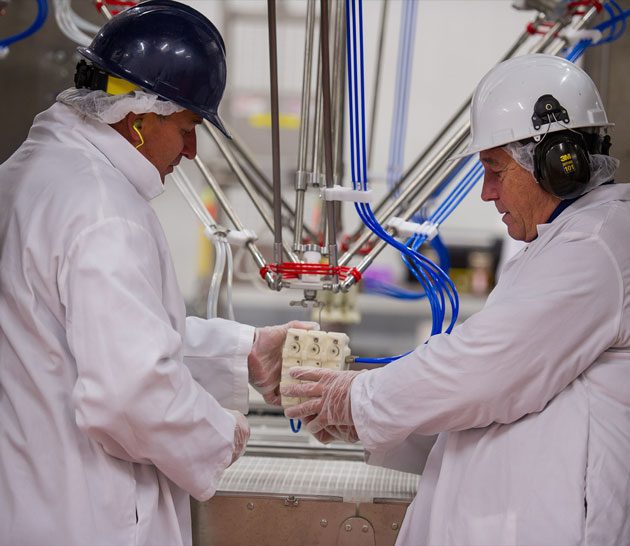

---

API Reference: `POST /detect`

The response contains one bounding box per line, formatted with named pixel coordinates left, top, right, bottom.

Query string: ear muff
left=533, top=131, right=591, bottom=199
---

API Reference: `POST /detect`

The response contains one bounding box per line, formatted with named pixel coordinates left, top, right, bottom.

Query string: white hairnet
left=56, top=88, right=185, bottom=124
left=504, top=139, right=620, bottom=195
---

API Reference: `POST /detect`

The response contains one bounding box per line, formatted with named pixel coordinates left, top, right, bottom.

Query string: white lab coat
left=352, top=183, right=630, bottom=546
left=0, top=103, right=254, bottom=546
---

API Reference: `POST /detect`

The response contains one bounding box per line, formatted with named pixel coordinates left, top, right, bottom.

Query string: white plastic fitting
left=387, top=217, right=439, bottom=240
left=320, top=185, right=374, bottom=203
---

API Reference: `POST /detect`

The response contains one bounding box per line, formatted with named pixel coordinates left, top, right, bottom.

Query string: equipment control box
left=280, top=328, right=351, bottom=407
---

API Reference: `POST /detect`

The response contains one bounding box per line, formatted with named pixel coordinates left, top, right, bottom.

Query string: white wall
left=152, top=0, right=537, bottom=301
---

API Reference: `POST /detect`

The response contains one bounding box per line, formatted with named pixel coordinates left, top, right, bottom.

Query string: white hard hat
left=454, top=54, right=612, bottom=158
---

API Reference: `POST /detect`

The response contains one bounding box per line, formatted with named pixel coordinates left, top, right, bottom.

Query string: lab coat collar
left=536, top=182, right=630, bottom=238
left=49, top=102, right=164, bottom=202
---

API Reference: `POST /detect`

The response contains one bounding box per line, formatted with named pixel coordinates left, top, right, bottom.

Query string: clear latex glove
left=227, top=410, right=250, bottom=465
left=281, top=367, right=364, bottom=440
left=301, top=416, right=360, bottom=445
left=247, top=320, right=319, bottom=406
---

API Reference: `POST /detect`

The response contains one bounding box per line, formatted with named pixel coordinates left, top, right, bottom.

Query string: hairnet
left=56, top=88, right=185, bottom=125
left=503, top=140, right=620, bottom=195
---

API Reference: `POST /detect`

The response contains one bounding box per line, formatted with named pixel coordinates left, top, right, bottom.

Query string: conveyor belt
left=217, top=456, right=419, bottom=503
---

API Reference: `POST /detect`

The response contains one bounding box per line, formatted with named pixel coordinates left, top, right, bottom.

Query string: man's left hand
left=281, top=367, right=364, bottom=441
left=247, top=320, right=319, bottom=405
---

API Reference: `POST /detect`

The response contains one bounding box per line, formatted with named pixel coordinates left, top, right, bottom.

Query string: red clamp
left=259, top=263, right=362, bottom=283
left=95, top=0, right=138, bottom=15
left=567, top=1, right=603, bottom=14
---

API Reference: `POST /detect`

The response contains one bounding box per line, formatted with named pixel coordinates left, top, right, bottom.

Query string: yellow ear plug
left=133, top=121, right=144, bottom=149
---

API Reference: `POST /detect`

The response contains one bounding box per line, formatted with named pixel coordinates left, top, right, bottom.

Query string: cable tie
left=558, top=27, right=602, bottom=46
left=387, top=217, right=439, bottom=240
left=320, top=185, right=374, bottom=203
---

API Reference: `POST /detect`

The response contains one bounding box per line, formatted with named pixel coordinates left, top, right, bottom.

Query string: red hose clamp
left=260, top=263, right=362, bottom=283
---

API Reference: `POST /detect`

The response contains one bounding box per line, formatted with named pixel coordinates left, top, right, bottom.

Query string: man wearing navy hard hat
left=0, top=2, right=315, bottom=544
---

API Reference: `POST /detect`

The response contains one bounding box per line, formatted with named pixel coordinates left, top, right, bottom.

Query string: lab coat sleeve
left=363, top=431, right=437, bottom=475
left=183, top=316, right=254, bottom=414
left=59, top=219, right=236, bottom=501
left=352, top=232, right=622, bottom=454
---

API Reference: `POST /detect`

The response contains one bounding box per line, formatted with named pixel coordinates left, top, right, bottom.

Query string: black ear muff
left=533, top=131, right=591, bottom=199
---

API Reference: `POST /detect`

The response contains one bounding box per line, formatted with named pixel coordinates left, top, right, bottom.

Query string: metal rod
left=332, top=0, right=346, bottom=231
left=204, top=123, right=298, bottom=263
left=297, top=0, right=317, bottom=173
left=320, top=0, right=338, bottom=271
left=192, top=156, right=273, bottom=285
left=311, top=61, right=323, bottom=184
left=367, top=0, right=388, bottom=169
left=294, top=0, right=318, bottom=248
left=97, top=2, right=113, bottom=20
left=267, top=0, right=284, bottom=267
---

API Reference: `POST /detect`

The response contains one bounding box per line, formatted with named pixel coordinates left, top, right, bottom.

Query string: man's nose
left=480, top=172, right=497, bottom=202
left=182, top=130, right=197, bottom=159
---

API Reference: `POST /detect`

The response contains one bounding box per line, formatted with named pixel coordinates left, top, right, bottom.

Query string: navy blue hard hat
left=78, top=0, right=230, bottom=137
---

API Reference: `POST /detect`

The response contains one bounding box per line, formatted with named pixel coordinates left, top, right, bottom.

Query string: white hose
left=207, top=238, right=225, bottom=319
left=224, top=240, right=235, bottom=320
left=53, top=0, right=94, bottom=46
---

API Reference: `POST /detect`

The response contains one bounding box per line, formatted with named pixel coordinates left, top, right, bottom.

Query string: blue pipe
left=0, top=0, right=48, bottom=52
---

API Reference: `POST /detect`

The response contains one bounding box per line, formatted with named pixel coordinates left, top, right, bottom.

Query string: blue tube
left=0, top=0, right=48, bottom=51
left=290, top=419, right=301, bottom=433
left=345, top=0, right=461, bottom=361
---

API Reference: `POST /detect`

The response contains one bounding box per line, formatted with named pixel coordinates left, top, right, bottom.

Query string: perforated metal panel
left=192, top=456, right=418, bottom=546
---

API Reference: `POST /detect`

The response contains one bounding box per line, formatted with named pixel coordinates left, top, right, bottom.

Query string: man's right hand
left=227, top=410, right=250, bottom=464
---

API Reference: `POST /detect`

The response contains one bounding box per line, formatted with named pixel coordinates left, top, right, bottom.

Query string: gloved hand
left=300, top=418, right=360, bottom=445
left=227, top=410, right=250, bottom=465
left=247, top=320, right=319, bottom=405
left=281, top=367, right=364, bottom=442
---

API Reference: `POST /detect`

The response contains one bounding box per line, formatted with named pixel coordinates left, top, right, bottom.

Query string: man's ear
left=109, top=113, right=144, bottom=146
left=126, top=113, right=144, bottom=145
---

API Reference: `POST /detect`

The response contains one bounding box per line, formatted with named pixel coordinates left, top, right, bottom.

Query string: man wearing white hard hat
left=282, top=54, right=630, bottom=545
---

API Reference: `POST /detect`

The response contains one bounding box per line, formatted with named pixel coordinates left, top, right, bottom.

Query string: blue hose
left=0, top=0, right=48, bottom=52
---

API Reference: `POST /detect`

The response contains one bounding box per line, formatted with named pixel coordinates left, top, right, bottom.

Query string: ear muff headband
left=533, top=131, right=591, bottom=199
